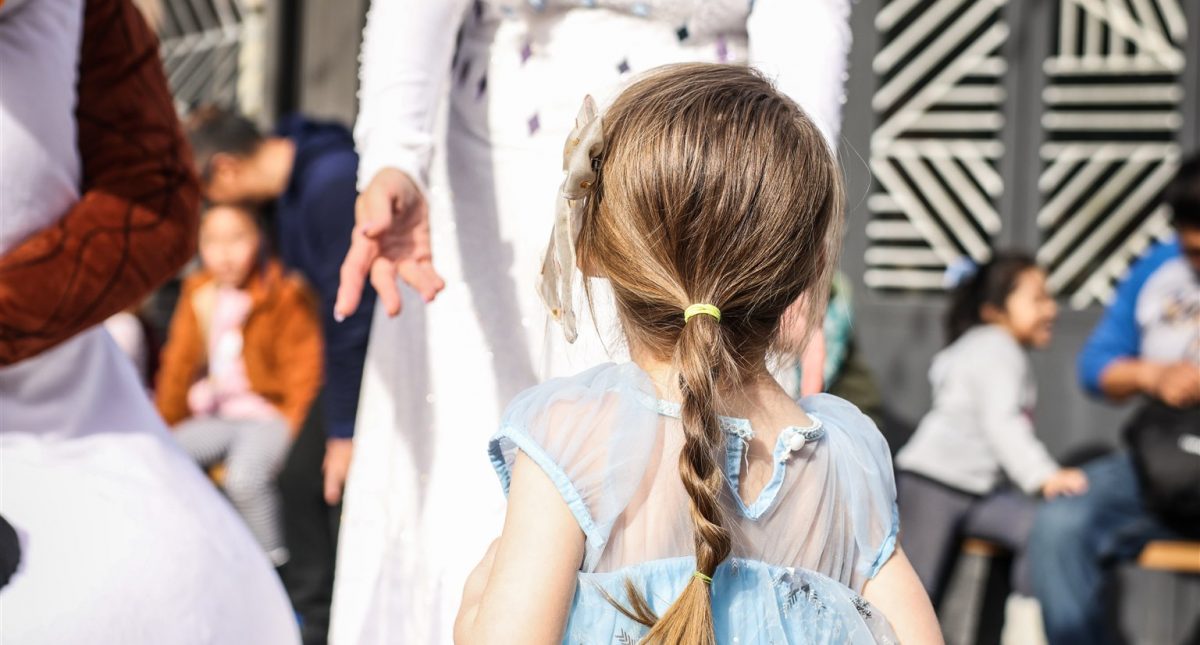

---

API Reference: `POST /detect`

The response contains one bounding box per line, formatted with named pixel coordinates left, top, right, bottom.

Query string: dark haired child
left=895, top=252, right=1087, bottom=607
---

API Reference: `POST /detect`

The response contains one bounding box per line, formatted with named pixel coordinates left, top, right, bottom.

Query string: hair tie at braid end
left=693, top=571, right=713, bottom=584
left=683, top=303, right=721, bottom=323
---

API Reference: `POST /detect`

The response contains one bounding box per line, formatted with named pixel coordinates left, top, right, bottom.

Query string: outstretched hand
left=335, top=168, right=445, bottom=320
left=1042, top=467, right=1089, bottom=499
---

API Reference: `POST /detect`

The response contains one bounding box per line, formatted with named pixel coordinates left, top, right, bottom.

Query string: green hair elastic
left=683, top=303, right=721, bottom=323
left=693, top=571, right=713, bottom=584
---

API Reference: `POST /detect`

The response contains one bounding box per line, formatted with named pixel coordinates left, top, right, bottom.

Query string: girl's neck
left=981, top=320, right=1030, bottom=350
left=629, top=344, right=811, bottom=429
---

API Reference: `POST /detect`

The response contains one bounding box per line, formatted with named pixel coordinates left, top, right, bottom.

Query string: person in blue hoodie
left=186, top=107, right=376, bottom=645
left=1029, top=154, right=1200, bottom=645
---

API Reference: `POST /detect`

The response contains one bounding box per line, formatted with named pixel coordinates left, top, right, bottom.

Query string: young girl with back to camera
left=452, top=63, right=941, bottom=644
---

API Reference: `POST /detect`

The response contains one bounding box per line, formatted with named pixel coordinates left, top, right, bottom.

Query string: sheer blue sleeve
left=489, top=363, right=661, bottom=571
left=804, top=394, right=900, bottom=584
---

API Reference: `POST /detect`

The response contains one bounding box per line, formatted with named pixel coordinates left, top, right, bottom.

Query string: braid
left=639, top=312, right=732, bottom=645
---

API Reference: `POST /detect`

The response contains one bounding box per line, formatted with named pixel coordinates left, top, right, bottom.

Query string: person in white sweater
left=895, top=252, right=1089, bottom=606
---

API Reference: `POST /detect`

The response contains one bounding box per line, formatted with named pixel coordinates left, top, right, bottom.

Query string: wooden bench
left=960, top=537, right=1006, bottom=559
left=1136, top=540, right=1200, bottom=574
left=943, top=538, right=1200, bottom=645
left=1121, top=540, right=1200, bottom=644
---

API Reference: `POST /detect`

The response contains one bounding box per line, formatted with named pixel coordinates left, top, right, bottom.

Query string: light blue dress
left=489, top=363, right=901, bottom=644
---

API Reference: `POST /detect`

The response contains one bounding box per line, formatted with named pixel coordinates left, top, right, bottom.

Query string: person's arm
left=354, top=0, right=470, bottom=194
left=1079, top=276, right=1144, bottom=400
left=299, top=158, right=376, bottom=503
left=1078, top=241, right=1180, bottom=400
left=334, top=0, right=467, bottom=319
left=454, top=452, right=584, bottom=645
left=0, top=0, right=199, bottom=365
left=1096, top=360, right=1164, bottom=400
left=862, top=547, right=943, bottom=644
left=747, top=0, right=853, bottom=150
left=276, top=278, right=325, bottom=435
left=155, top=283, right=203, bottom=427
left=301, top=158, right=376, bottom=441
left=970, top=338, right=1061, bottom=495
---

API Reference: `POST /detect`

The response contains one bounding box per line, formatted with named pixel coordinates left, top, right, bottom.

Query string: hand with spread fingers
left=335, top=167, right=444, bottom=321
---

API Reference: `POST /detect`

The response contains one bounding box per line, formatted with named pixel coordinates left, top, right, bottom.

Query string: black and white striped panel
left=867, top=0, right=1009, bottom=292
left=1038, top=0, right=1187, bottom=309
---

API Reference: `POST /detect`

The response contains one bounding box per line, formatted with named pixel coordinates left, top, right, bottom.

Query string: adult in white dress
left=0, top=1, right=298, bottom=642
left=331, top=2, right=852, bottom=643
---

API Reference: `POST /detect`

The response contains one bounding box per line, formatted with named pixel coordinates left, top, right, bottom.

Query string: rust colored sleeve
left=0, top=0, right=200, bottom=365
left=277, top=278, right=325, bottom=435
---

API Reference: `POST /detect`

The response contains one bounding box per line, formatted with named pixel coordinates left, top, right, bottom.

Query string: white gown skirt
left=329, top=96, right=624, bottom=645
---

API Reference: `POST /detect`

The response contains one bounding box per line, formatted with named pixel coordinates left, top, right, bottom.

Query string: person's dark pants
left=278, top=395, right=341, bottom=645
left=897, top=471, right=1038, bottom=606
left=1028, top=453, right=1178, bottom=645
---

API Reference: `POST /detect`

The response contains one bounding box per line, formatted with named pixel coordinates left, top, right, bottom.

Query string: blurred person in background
left=894, top=253, right=1087, bottom=621
left=1030, top=155, right=1200, bottom=645
left=156, top=202, right=323, bottom=568
left=0, top=0, right=298, bottom=641
left=331, top=1, right=855, bottom=642
left=187, top=107, right=374, bottom=645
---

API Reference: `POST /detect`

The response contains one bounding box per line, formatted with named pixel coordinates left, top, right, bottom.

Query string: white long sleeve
left=967, top=336, right=1061, bottom=495
left=354, top=0, right=472, bottom=192
left=747, top=0, right=853, bottom=152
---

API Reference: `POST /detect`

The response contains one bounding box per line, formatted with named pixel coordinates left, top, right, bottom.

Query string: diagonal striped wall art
left=867, top=0, right=1010, bottom=291
left=1038, top=0, right=1187, bottom=309
left=153, top=0, right=250, bottom=112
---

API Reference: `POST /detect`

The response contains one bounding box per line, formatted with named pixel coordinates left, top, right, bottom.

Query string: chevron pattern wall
left=867, top=0, right=1192, bottom=307
left=1037, top=0, right=1187, bottom=309
left=866, top=0, right=1010, bottom=291
left=156, top=0, right=248, bottom=112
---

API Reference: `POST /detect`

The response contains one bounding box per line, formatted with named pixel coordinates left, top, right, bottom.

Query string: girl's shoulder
left=798, top=394, right=900, bottom=583
left=179, top=268, right=214, bottom=294
left=937, top=325, right=1027, bottom=375
left=799, top=393, right=890, bottom=457
left=491, top=363, right=663, bottom=570
left=957, top=324, right=1023, bottom=355
left=499, top=362, right=656, bottom=434
left=252, top=260, right=318, bottom=314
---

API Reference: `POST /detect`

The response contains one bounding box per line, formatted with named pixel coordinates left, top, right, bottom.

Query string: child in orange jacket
left=157, top=203, right=323, bottom=565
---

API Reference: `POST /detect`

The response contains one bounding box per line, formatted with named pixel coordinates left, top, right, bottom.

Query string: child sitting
left=895, top=252, right=1088, bottom=606
left=452, top=63, right=941, bottom=645
left=156, top=203, right=323, bottom=566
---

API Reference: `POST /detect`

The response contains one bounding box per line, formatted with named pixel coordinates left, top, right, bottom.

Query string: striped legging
left=173, top=416, right=292, bottom=565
